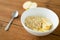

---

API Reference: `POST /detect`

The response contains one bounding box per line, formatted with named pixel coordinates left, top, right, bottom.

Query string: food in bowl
left=25, top=16, right=53, bottom=32
left=21, top=7, right=59, bottom=36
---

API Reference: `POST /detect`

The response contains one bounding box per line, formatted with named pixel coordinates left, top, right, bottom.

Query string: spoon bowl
left=12, top=10, right=18, bottom=18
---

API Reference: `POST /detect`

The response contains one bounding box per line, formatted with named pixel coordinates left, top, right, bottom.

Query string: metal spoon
left=5, top=10, right=18, bottom=31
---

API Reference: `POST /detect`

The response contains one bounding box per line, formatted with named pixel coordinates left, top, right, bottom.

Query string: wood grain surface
left=0, top=0, right=60, bottom=40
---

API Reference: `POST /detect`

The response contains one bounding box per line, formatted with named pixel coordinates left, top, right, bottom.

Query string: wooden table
left=0, top=0, right=60, bottom=40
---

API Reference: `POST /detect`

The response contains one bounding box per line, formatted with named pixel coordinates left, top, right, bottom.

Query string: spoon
left=5, top=10, right=18, bottom=31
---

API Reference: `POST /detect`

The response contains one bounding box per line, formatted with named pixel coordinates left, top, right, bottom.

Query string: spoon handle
left=5, top=17, right=14, bottom=31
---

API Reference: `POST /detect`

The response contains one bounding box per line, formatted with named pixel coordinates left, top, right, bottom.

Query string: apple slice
left=23, top=1, right=37, bottom=10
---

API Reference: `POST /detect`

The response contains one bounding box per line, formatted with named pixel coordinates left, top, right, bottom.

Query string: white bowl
left=21, top=7, right=59, bottom=36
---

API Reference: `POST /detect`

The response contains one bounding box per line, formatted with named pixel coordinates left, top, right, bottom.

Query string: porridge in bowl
left=25, top=16, right=53, bottom=32
left=21, top=7, right=59, bottom=36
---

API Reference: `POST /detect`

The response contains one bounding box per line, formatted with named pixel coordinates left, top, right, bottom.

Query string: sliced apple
left=23, top=1, right=37, bottom=10
left=29, top=2, right=37, bottom=9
